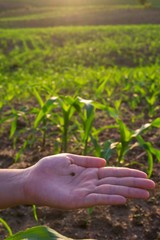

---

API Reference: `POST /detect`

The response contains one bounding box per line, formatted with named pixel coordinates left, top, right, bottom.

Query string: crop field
left=0, top=1, right=160, bottom=240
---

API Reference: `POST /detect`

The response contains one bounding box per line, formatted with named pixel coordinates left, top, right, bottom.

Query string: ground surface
left=0, top=2, right=160, bottom=240
left=1, top=7, right=160, bottom=28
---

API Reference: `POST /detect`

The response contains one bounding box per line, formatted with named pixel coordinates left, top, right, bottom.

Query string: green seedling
left=32, top=205, right=38, bottom=222
left=9, top=108, right=27, bottom=139
left=56, top=96, right=80, bottom=152
left=115, top=119, right=133, bottom=164
left=145, top=92, right=159, bottom=117
left=15, top=139, right=28, bottom=162
left=0, top=218, right=12, bottom=237
left=5, top=225, right=94, bottom=240
left=5, top=225, right=71, bottom=240
left=33, top=90, right=58, bottom=148
left=111, top=118, right=160, bottom=176
left=77, top=97, right=95, bottom=155
left=135, top=117, right=160, bottom=177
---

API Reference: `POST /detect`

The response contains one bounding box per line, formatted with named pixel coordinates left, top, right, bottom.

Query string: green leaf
left=146, top=151, right=153, bottom=178
left=5, top=226, right=72, bottom=240
left=151, top=148, right=160, bottom=162
left=78, top=97, right=95, bottom=141
left=0, top=218, right=12, bottom=237
left=34, top=97, right=58, bottom=128
left=9, top=116, right=17, bottom=139
left=0, top=115, right=12, bottom=125
left=96, top=77, right=108, bottom=96
left=77, top=97, right=95, bottom=154
left=95, top=103, right=119, bottom=119
left=90, top=135, right=101, bottom=156
left=87, top=207, right=93, bottom=215
left=136, top=135, right=158, bottom=176
left=137, top=135, right=160, bottom=161
left=15, top=140, right=28, bottom=162
left=136, top=135, right=145, bottom=146
left=114, top=99, right=122, bottom=111
left=33, top=88, right=44, bottom=108
left=102, top=140, right=113, bottom=161
left=5, top=226, right=94, bottom=240
left=84, top=104, right=94, bottom=141
left=32, top=205, right=38, bottom=222
left=151, top=117, right=160, bottom=128
left=118, top=120, right=132, bottom=143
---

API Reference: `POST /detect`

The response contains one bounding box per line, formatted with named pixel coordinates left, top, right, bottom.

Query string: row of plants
left=1, top=93, right=160, bottom=175
left=1, top=65, right=160, bottom=117
left=0, top=25, right=160, bottom=73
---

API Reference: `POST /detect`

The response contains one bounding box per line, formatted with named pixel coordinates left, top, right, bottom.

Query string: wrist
left=0, top=168, right=31, bottom=209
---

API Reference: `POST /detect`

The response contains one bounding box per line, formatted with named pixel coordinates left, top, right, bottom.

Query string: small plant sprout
left=0, top=218, right=13, bottom=237
left=56, top=96, right=80, bottom=152
left=77, top=97, right=95, bottom=155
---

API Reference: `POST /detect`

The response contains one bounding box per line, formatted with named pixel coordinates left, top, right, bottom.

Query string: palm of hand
left=25, top=154, right=155, bottom=209
left=28, top=154, right=101, bottom=209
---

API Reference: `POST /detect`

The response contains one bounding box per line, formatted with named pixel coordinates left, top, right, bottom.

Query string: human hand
left=24, top=153, right=155, bottom=209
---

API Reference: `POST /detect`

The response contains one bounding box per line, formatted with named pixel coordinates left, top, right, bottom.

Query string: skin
left=0, top=153, right=155, bottom=209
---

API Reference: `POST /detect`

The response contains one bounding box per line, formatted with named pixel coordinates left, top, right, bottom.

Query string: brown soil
left=0, top=8, right=160, bottom=28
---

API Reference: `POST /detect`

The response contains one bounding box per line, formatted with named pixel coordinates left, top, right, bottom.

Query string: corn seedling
left=56, top=96, right=80, bottom=152
left=77, top=97, right=95, bottom=155
left=0, top=218, right=12, bottom=237
left=34, top=94, right=58, bottom=148
left=5, top=225, right=94, bottom=240
left=32, top=205, right=38, bottom=222
left=110, top=118, right=160, bottom=176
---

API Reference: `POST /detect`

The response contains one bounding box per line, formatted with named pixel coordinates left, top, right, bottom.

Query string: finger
left=94, top=185, right=150, bottom=199
left=98, top=167, right=148, bottom=179
left=97, top=177, right=155, bottom=189
left=84, top=193, right=126, bottom=207
left=67, top=154, right=106, bottom=168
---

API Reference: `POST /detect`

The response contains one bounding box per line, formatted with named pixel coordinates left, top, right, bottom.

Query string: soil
left=0, top=7, right=160, bottom=28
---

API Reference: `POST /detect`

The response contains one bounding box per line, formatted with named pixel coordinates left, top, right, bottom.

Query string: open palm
left=24, top=154, right=155, bottom=209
